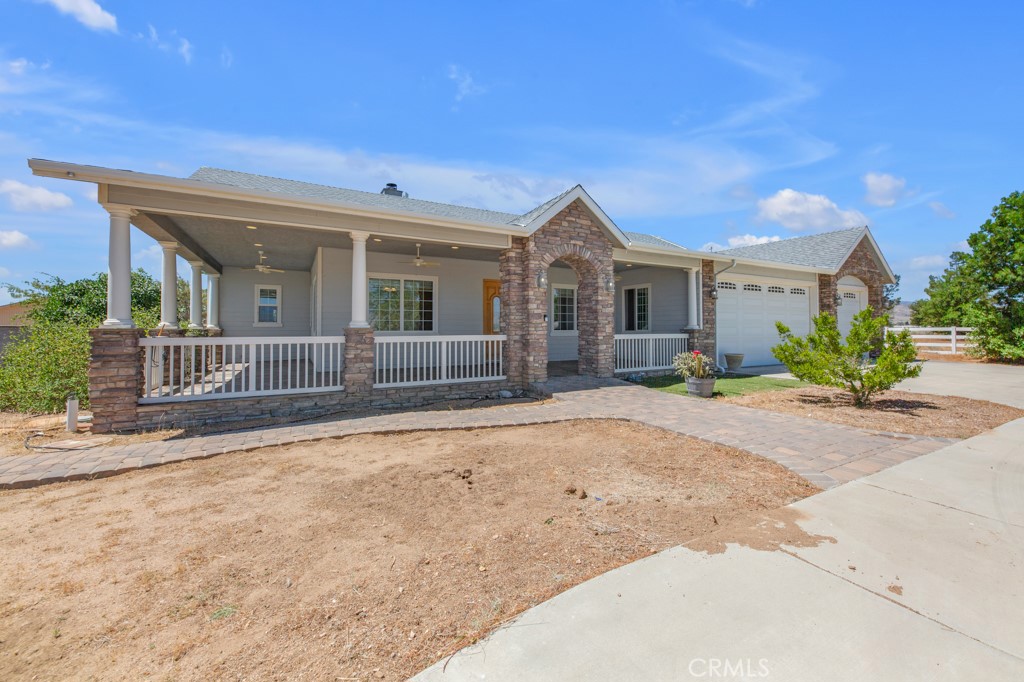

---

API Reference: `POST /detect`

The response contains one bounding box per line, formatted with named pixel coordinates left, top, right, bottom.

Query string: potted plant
left=673, top=349, right=718, bottom=398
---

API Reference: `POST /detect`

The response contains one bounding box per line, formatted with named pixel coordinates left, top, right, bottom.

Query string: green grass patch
left=641, top=373, right=803, bottom=398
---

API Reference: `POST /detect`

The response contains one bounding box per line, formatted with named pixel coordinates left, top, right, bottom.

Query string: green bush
left=0, top=320, right=93, bottom=413
left=772, top=307, right=921, bottom=407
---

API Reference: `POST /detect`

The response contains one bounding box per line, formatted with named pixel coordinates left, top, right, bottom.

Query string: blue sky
left=1, top=0, right=1022, bottom=304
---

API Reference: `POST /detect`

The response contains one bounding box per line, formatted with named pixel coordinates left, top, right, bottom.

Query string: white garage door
left=716, top=281, right=812, bottom=367
left=837, top=288, right=865, bottom=337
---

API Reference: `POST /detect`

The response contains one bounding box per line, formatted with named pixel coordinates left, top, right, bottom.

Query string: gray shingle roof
left=625, top=231, right=687, bottom=251
left=716, top=227, right=867, bottom=270
left=189, top=167, right=527, bottom=228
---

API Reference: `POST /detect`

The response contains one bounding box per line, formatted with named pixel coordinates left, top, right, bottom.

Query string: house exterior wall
left=219, top=266, right=312, bottom=337
left=613, top=266, right=689, bottom=333
left=819, top=237, right=887, bottom=317
left=725, top=263, right=817, bottom=283
left=318, top=247, right=500, bottom=335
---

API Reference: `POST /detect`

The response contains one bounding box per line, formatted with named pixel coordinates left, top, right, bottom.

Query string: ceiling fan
left=244, top=250, right=285, bottom=274
left=401, top=243, right=440, bottom=268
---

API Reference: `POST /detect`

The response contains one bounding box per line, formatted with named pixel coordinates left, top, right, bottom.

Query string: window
left=369, top=275, right=435, bottom=332
left=623, top=285, right=651, bottom=332
left=843, top=292, right=858, bottom=299
left=719, top=281, right=737, bottom=290
left=768, top=285, right=785, bottom=294
left=254, top=285, right=282, bottom=326
left=551, top=286, right=577, bottom=333
left=790, top=288, right=807, bottom=295
left=743, top=283, right=762, bottom=292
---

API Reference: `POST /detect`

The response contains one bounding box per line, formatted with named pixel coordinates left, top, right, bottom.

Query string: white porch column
left=686, top=267, right=699, bottom=329
left=158, top=241, right=178, bottom=328
left=349, top=230, right=370, bottom=328
left=188, top=261, right=204, bottom=329
left=206, top=273, right=220, bottom=329
left=104, top=207, right=134, bottom=328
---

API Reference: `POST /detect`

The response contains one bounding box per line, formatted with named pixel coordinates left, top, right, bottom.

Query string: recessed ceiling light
left=451, top=245, right=460, bottom=250
left=372, top=238, right=383, bottom=243
left=246, top=225, right=258, bottom=230
left=254, top=243, right=263, bottom=247
left=626, top=263, right=633, bottom=267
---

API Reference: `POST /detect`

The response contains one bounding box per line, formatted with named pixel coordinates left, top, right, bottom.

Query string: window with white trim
left=254, top=285, right=282, bottom=326
left=623, top=284, right=651, bottom=332
left=551, top=286, right=577, bottom=333
left=369, top=275, right=436, bottom=332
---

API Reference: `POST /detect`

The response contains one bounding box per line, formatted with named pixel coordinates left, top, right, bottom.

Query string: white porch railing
left=886, top=326, right=976, bottom=355
left=375, top=335, right=506, bottom=388
left=139, top=335, right=346, bottom=403
left=614, top=333, right=690, bottom=372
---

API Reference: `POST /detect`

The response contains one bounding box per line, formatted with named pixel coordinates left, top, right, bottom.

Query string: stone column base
left=89, top=328, right=144, bottom=433
left=344, top=327, right=375, bottom=396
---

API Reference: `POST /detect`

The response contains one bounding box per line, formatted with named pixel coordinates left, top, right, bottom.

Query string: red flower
left=692, top=350, right=701, bottom=355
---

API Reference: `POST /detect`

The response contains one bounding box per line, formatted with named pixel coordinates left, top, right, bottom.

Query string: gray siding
left=614, top=266, right=690, bottom=333
left=319, top=247, right=500, bottom=335
left=219, top=266, right=312, bottom=337
left=726, top=263, right=817, bottom=283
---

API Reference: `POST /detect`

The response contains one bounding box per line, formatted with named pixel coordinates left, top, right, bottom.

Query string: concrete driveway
left=744, top=360, right=1024, bottom=409
left=413, top=418, right=1024, bottom=681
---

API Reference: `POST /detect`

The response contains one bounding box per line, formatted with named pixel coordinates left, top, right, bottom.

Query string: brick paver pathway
left=0, top=378, right=955, bottom=490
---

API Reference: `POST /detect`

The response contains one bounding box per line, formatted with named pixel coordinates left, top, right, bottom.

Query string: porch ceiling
left=136, top=213, right=502, bottom=271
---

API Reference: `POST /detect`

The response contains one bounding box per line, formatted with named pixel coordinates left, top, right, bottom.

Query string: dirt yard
left=724, top=386, right=1023, bottom=438
left=0, top=420, right=817, bottom=681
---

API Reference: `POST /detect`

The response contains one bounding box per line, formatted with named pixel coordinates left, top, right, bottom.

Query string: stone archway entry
left=498, top=200, right=616, bottom=386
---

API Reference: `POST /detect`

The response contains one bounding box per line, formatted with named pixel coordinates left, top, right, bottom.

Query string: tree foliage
left=0, top=271, right=162, bottom=412
left=910, top=191, right=1024, bottom=360
left=772, top=308, right=921, bottom=407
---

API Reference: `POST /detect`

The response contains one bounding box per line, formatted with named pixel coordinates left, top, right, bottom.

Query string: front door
left=483, top=279, right=501, bottom=334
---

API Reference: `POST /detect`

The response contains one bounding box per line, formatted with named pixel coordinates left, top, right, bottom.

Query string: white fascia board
left=28, top=159, right=531, bottom=239
left=620, top=242, right=832, bottom=276
left=521, top=185, right=632, bottom=248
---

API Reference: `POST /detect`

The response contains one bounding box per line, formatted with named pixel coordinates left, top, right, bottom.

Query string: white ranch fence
left=140, top=335, right=346, bottom=403
left=374, top=335, right=506, bottom=388
left=886, top=326, right=976, bottom=355
left=614, top=333, right=690, bottom=373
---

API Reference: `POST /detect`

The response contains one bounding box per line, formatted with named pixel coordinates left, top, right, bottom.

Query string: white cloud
left=8, top=58, right=29, bottom=76
left=133, top=243, right=163, bottom=269
left=954, top=240, right=970, bottom=251
left=863, top=172, right=907, bottom=207
left=701, top=233, right=781, bottom=252
left=909, top=255, right=947, bottom=269
left=929, top=201, right=956, bottom=220
left=0, top=266, right=11, bottom=277
left=447, top=64, right=485, bottom=104
left=756, top=188, right=868, bottom=232
left=220, top=47, right=234, bottom=69
left=0, top=230, right=32, bottom=248
left=0, top=180, right=73, bottom=211
left=178, top=38, right=193, bottom=65
left=39, top=0, right=117, bottom=33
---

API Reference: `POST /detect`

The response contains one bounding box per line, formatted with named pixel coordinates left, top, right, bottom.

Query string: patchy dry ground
left=723, top=386, right=1023, bottom=439
left=0, top=396, right=540, bottom=456
left=0, top=420, right=816, bottom=681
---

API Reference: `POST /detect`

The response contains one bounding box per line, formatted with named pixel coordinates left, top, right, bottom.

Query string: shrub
left=772, top=307, right=921, bottom=407
left=0, top=319, right=93, bottom=413
left=673, top=349, right=717, bottom=379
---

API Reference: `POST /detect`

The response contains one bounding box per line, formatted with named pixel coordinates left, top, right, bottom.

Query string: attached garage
left=715, top=279, right=813, bottom=367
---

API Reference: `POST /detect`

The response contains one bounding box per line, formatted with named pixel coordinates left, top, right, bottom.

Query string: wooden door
left=483, top=279, right=501, bottom=334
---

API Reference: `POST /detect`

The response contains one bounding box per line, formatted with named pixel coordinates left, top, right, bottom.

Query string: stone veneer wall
left=686, top=259, right=718, bottom=361
left=819, top=237, right=887, bottom=316
left=135, top=380, right=510, bottom=431
left=501, top=200, right=615, bottom=385
left=89, top=328, right=144, bottom=433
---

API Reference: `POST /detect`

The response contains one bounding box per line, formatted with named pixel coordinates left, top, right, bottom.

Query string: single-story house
left=29, top=159, right=895, bottom=432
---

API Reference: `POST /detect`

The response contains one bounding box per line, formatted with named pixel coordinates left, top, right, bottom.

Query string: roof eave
left=521, top=185, right=631, bottom=248
left=28, top=159, right=531, bottom=238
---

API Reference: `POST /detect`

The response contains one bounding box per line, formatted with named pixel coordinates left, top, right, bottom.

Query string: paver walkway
left=0, top=377, right=955, bottom=490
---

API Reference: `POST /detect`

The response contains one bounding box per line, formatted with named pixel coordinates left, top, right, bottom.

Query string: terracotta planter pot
left=685, top=377, right=716, bottom=398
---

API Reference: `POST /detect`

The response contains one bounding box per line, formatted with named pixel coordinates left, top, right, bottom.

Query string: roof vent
left=380, top=182, right=407, bottom=198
